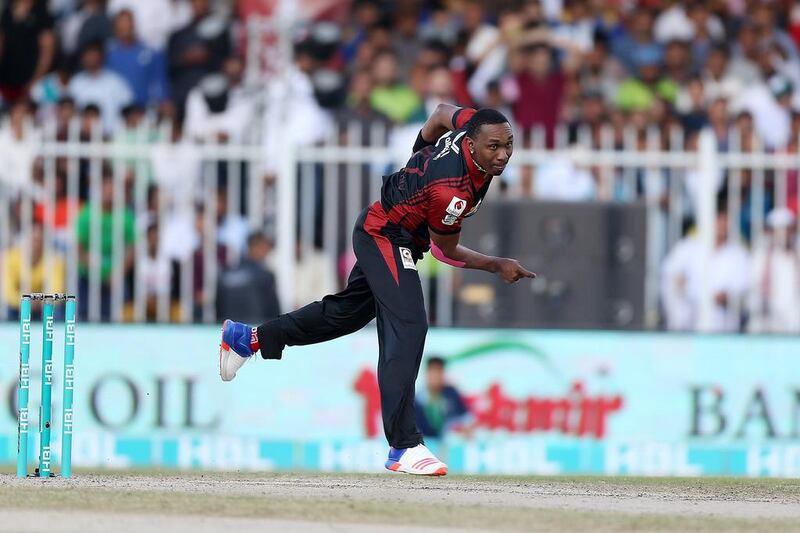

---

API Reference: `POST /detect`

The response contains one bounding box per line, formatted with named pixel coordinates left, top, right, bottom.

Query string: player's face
left=469, top=123, right=514, bottom=175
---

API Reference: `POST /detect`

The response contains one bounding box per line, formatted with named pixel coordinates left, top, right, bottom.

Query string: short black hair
left=427, top=356, right=446, bottom=369
left=465, top=108, right=510, bottom=138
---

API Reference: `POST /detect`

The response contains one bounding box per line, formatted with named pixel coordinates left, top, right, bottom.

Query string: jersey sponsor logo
left=399, top=247, right=416, bottom=270
left=442, top=214, right=458, bottom=226
left=446, top=196, right=468, bottom=217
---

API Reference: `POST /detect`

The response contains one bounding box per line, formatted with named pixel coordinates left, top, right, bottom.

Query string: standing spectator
left=749, top=208, right=800, bottom=333
left=58, top=0, right=110, bottom=58
left=76, top=168, right=136, bottom=321
left=510, top=43, right=565, bottom=148
left=368, top=50, right=423, bottom=124
left=215, top=231, right=280, bottom=324
left=108, top=0, right=191, bottom=52
left=0, top=100, right=40, bottom=190
left=68, top=41, right=134, bottom=133
left=2, top=222, right=66, bottom=319
left=0, top=0, right=55, bottom=105
left=137, top=221, right=172, bottom=321
left=106, top=9, right=168, bottom=108
left=415, top=357, right=472, bottom=439
left=612, top=7, right=661, bottom=74
left=166, top=0, right=230, bottom=118
left=184, top=56, right=254, bottom=143
left=616, top=47, right=677, bottom=113
left=661, top=209, right=750, bottom=332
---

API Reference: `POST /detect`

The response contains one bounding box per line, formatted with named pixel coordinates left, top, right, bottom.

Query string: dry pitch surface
left=1, top=472, right=800, bottom=532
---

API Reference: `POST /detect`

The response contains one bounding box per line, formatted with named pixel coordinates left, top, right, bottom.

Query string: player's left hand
left=496, top=258, right=537, bottom=284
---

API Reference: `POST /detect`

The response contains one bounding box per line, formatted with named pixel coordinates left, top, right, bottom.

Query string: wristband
left=413, top=130, right=435, bottom=153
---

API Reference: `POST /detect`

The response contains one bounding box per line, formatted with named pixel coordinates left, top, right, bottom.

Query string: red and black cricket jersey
left=364, top=108, right=492, bottom=255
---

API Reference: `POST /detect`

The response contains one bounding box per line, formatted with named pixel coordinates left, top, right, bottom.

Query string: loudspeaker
left=454, top=200, right=646, bottom=329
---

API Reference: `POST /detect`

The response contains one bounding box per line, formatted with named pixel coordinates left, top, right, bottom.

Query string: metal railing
left=1, top=118, right=798, bottom=331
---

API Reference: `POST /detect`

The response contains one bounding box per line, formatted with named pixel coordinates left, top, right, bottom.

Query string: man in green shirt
left=76, top=168, right=136, bottom=320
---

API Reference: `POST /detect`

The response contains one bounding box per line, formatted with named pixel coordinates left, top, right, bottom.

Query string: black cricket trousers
left=257, top=206, right=427, bottom=449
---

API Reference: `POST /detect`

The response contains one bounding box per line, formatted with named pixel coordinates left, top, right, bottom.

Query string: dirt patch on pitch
left=2, top=473, right=800, bottom=532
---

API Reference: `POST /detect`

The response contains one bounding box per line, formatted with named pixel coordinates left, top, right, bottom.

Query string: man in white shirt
left=661, top=209, right=751, bottom=332
left=749, top=208, right=800, bottom=333
left=67, top=41, right=133, bottom=133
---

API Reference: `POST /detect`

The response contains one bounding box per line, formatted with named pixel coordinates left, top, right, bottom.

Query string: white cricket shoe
left=219, top=319, right=255, bottom=382
left=385, top=444, right=448, bottom=476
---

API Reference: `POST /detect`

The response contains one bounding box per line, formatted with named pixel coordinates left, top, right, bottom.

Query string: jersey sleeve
left=451, top=108, right=477, bottom=130
left=426, top=185, right=463, bottom=235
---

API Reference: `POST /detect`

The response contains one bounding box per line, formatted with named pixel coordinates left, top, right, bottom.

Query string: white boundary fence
left=1, top=119, right=799, bottom=331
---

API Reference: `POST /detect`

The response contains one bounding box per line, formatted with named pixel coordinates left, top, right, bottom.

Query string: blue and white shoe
left=219, top=319, right=256, bottom=382
left=385, top=444, right=448, bottom=476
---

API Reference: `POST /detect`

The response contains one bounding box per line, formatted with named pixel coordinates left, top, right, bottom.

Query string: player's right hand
left=495, top=258, right=537, bottom=284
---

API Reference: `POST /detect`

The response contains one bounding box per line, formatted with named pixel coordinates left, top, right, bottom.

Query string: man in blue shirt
left=415, top=356, right=473, bottom=438
left=106, top=9, right=168, bottom=108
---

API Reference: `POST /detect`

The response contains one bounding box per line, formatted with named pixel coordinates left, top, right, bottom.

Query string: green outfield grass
left=1, top=471, right=799, bottom=532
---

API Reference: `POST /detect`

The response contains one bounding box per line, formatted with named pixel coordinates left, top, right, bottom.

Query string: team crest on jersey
left=442, top=196, right=467, bottom=225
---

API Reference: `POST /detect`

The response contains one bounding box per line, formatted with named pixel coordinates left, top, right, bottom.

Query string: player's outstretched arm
left=430, top=230, right=536, bottom=284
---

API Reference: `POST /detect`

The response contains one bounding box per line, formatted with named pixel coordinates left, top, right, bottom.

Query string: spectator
left=137, top=221, right=172, bottom=321
left=191, top=203, right=226, bottom=320
left=58, top=0, right=109, bottom=58
left=534, top=145, right=597, bottom=201
left=701, top=45, right=743, bottom=105
left=2, top=221, right=66, bottom=319
left=68, top=41, right=134, bottom=133
left=615, top=45, right=678, bottom=113
left=748, top=208, right=800, bottom=333
left=0, top=100, right=40, bottom=190
left=661, top=209, right=750, bottom=332
left=215, top=231, right=280, bottom=324
left=612, top=7, right=661, bottom=74
left=29, top=58, right=72, bottom=114
left=108, top=0, right=191, bottom=52
left=106, top=9, right=168, bottom=108
left=368, top=50, right=423, bottom=124
left=76, top=168, right=136, bottom=321
left=415, top=357, right=472, bottom=439
left=166, top=0, right=230, bottom=117
left=510, top=43, right=565, bottom=148
left=0, top=0, right=55, bottom=105
left=184, top=56, right=254, bottom=143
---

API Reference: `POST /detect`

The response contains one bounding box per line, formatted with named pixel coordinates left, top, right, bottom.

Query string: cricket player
left=218, top=105, right=535, bottom=476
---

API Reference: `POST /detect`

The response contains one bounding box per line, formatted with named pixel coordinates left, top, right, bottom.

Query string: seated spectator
left=2, top=221, right=66, bottom=319
left=368, top=50, right=423, bottom=124
left=215, top=231, right=280, bottom=324
left=0, top=0, right=55, bottom=105
left=76, top=167, right=136, bottom=321
left=749, top=208, right=800, bottom=333
left=661, top=209, right=750, bottom=332
left=68, top=41, right=134, bottom=133
left=29, top=58, right=72, bottom=116
left=106, top=9, right=168, bottom=108
left=415, top=357, right=472, bottom=439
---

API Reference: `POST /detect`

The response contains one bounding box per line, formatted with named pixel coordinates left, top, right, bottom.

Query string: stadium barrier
left=0, top=120, right=796, bottom=330
left=1, top=324, right=798, bottom=477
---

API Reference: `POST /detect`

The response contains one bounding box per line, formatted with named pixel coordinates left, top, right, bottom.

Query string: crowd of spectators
left=2, top=0, right=800, bottom=331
